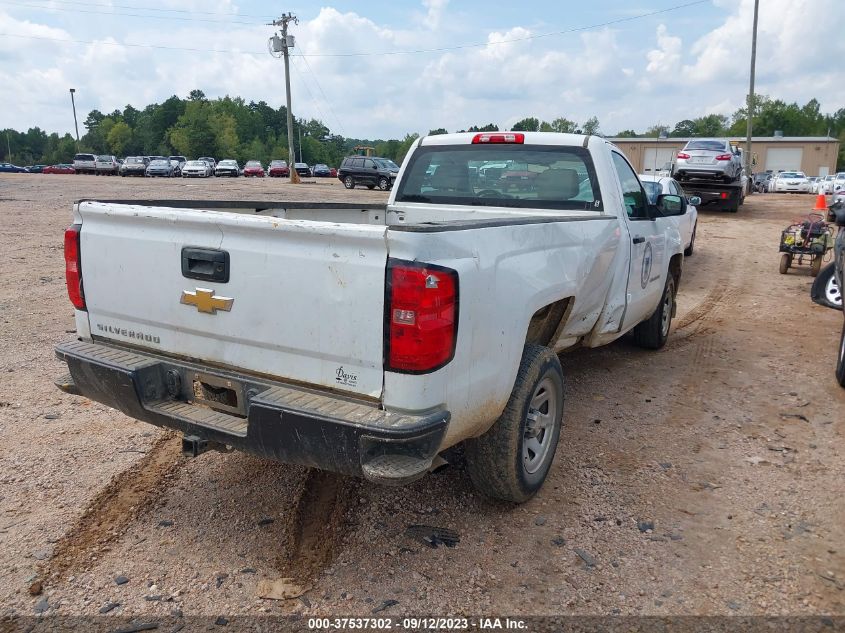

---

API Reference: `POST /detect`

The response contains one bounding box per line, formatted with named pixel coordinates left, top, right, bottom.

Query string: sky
left=0, top=0, right=843, bottom=140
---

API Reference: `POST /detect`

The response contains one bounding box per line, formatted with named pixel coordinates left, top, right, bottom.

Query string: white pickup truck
left=55, top=132, right=690, bottom=502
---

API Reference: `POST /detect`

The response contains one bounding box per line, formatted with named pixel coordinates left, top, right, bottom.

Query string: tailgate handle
left=181, top=247, right=230, bottom=283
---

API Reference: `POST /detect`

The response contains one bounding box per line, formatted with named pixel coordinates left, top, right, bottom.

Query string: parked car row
left=751, top=171, right=845, bottom=194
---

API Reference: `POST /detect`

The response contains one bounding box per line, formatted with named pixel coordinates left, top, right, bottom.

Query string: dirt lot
left=1, top=174, right=843, bottom=622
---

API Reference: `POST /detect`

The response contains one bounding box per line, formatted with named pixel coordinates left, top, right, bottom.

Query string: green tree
left=169, top=101, right=216, bottom=157
left=582, top=116, right=600, bottom=135
left=428, top=128, right=448, bottom=135
left=613, top=129, right=638, bottom=138
left=671, top=120, right=696, bottom=137
left=106, top=121, right=132, bottom=156
left=511, top=117, right=539, bottom=132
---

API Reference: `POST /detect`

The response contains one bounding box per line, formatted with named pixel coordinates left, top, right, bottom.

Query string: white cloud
left=421, top=0, right=449, bottom=30
left=645, top=24, right=681, bottom=74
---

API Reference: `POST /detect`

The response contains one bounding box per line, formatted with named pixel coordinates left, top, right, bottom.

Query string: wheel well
left=668, top=254, right=683, bottom=294
left=525, top=298, right=571, bottom=347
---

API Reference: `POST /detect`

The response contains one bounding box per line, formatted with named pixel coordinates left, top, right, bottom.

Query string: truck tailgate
left=76, top=202, right=388, bottom=398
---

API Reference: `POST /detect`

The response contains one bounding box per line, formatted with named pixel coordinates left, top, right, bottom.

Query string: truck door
left=610, top=151, right=667, bottom=330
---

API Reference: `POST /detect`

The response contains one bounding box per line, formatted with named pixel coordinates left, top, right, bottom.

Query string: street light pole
left=745, top=0, right=760, bottom=179
left=69, top=88, right=80, bottom=151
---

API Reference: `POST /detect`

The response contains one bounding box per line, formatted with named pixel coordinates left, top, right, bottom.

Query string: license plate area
left=190, top=371, right=245, bottom=416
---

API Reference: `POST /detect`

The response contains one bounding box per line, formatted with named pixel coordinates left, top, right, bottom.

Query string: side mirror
left=688, top=196, right=702, bottom=206
left=656, top=193, right=686, bottom=216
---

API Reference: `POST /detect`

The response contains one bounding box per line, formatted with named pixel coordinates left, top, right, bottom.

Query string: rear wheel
left=465, top=344, right=564, bottom=503
left=632, top=275, right=675, bottom=349
left=779, top=253, right=792, bottom=274
left=367, top=184, right=376, bottom=190
left=343, top=176, right=355, bottom=189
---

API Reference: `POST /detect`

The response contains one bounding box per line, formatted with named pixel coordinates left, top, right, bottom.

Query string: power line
left=1, top=0, right=265, bottom=25
left=289, top=55, right=337, bottom=135
left=2, top=0, right=277, bottom=19
left=0, top=0, right=710, bottom=58
left=295, top=48, right=347, bottom=136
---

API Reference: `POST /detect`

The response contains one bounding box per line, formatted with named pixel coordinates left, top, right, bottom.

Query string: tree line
left=2, top=93, right=843, bottom=170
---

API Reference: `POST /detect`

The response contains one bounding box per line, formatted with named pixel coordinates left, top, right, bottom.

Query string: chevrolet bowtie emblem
left=180, top=288, right=234, bottom=314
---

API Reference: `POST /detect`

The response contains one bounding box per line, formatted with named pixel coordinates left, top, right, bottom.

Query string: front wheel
left=632, top=275, right=675, bottom=349
left=684, top=223, right=696, bottom=257
left=465, top=345, right=564, bottom=503
left=378, top=176, right=390, bottom=191
left=779, top=253, right=792, bottom=274
left=343, top=176, right=355, bottom=189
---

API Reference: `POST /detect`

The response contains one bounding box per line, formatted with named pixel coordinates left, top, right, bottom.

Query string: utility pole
left=69, top=88, right=80, bottom=152
left=269, top=12, right=300, bottom=183
left=745, top=0, right=760, bottom=180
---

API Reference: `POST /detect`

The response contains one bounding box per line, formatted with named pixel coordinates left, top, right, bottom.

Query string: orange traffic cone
left=813, top=192, right=827, bottom=211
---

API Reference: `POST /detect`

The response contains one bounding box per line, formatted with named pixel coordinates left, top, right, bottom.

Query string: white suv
left=72, top=153, right=96, bottom=175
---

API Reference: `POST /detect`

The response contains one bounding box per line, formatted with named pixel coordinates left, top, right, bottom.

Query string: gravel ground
left=0, top=174, right=843, bottom=623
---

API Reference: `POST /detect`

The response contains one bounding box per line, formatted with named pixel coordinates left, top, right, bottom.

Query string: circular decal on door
left=641, top=242, right=653, bottom=289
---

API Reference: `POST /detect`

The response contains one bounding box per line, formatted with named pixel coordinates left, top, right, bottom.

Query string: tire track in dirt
left=43, top=433, right=184, bottom=581
left=280, top=470, right=358, bottom=583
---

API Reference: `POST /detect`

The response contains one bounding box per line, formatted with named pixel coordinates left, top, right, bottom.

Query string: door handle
left=182, top=247, right=230, bottom=283
left=632, top=236, right=645, bottom=244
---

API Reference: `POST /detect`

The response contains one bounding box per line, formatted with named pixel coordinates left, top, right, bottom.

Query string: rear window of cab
left=395, top=144, right=602, bottom=211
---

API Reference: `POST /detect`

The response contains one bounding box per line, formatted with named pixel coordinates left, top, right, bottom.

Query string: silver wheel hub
left=660, top=287, right=673, bottom=337
left=825, top=274, right=842, bottom=307
left=522, top=377, right=559, bottom=474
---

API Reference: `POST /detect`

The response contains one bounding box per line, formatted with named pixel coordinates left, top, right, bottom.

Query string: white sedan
left=181, top=160, right=212, bottom=178
left=772, top=171, right=811, bottom=193
left=639, top=174, right=699, bottom=256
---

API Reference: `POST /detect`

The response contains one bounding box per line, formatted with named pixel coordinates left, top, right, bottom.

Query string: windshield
left=375, top=159, right=399, bottom=170
left=779, top=172, right=800, bottom=178
left=246, top=161, right=261, bottom=167
left=186, top=161, right=204, bottom=166
left=685, top=140, right=727, bottom=152
left=220, top=160, right=237, bottom=166
left=126, top=157, right=144, bottom=164
left=271, top=160, right=286, bottom=166
left=149, top=160, right=167, bottom=166
left=395, top=145, right=602, bottom=211
left=96, top=155, right=111, bottom=161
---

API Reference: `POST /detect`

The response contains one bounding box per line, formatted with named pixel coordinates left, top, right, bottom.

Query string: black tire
left=465, top=344, right=564, bottom=503
left=632, top=275, right=675, bottom=349
left=343, top=176, right=355, bottom=189
left=811, top=255, right=823, bottom=277
left=367, top=184, right=376, bottom=190
left=378, top=176, right=390, bottom=191
left=836, top=322, right=845, bottom=388
left=779, top=253, right=792, bottom=274
left=684, top=223, right=696, bottom=257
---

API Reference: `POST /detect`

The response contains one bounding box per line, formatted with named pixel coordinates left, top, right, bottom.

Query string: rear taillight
left=64, top=224, right=85, bottom=310
left=472, top=133, right=524, bottom=144
left=715, top=153, right=732, bottom=161
left=386, top=260, right=458, bottom=373
left=677, top=152, right=690, bottom=159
